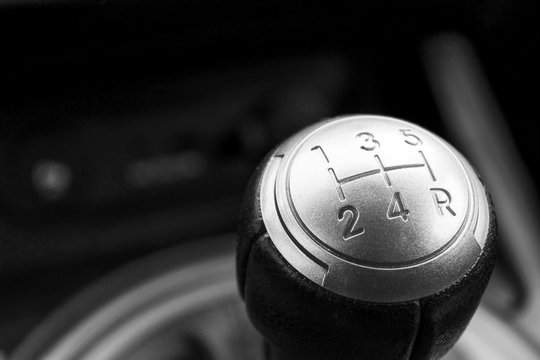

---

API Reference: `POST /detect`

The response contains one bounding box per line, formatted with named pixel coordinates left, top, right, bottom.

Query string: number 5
left=400, top=129, right=422, bottom=146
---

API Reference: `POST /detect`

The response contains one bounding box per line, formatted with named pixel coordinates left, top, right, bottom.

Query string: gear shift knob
left=237, top=115, right=496, bottom=360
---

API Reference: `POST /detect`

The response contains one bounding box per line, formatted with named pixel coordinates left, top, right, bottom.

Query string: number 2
left=338, top=205, right=364, bottom=241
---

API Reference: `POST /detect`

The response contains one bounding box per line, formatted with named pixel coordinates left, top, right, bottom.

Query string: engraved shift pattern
left=311, top=146, right=437, bottom=202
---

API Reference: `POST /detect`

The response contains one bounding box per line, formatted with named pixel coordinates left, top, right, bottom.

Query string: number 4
left=387, top=192, right=409, bottom=222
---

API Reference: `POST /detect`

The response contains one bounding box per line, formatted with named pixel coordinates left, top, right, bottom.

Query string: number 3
left=357, top=132, right=380, bottom=151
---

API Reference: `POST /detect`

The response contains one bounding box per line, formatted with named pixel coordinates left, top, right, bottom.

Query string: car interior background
left=0, top=1, right=539, bottom=359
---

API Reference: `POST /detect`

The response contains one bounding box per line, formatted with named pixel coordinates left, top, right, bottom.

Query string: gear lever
left=237, top=115, right=497, bottom=360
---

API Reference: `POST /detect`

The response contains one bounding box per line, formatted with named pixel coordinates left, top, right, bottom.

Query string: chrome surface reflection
left=261, top=115, right=492, bottom=302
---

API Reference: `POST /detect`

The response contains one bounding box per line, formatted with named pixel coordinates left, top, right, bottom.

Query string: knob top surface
left=260, top=115, right=491, bottom=302
left=288, top=116, right=468, bottom=266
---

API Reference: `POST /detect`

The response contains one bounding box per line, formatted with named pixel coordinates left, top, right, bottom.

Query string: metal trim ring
left=261, top=115, right=491, bottom=302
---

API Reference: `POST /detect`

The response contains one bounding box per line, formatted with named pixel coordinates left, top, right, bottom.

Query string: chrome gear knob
left=237, top=115, right=497, bottom=360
